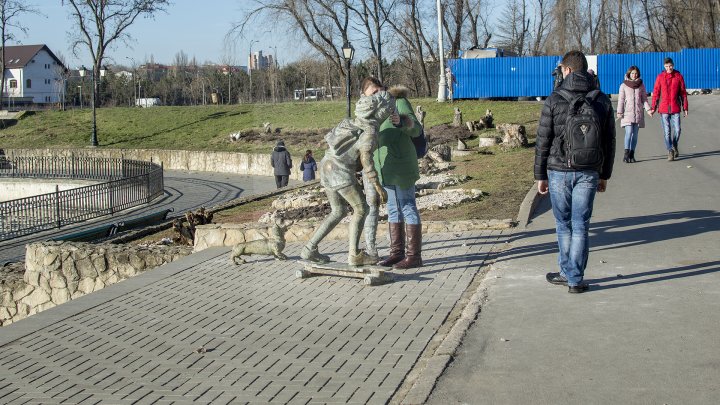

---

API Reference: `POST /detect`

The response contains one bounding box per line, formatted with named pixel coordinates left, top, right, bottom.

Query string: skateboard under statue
left=296, top=261, right=393, bottom=286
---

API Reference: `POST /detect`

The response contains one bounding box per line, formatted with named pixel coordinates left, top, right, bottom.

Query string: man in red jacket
left=649, top=57, right=689, bottom=161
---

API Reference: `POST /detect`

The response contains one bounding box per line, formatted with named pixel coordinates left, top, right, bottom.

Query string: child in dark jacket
left=299, top=150, right=317, bottom=181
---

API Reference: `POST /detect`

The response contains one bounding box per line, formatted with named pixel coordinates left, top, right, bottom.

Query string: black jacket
left=534, top=71, right=616, bottom=180
left=271, top=145, right=292, bottom=175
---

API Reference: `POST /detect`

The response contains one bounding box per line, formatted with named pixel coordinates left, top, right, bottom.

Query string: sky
left=14, top=0, right=307, bottom=69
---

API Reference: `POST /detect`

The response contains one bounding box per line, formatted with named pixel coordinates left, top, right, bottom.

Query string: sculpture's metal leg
left=301, top=189, right=346, bottom=263
left=363, top=177, right=379, bottom=259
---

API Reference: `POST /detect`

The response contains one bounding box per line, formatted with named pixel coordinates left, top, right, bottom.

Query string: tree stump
left=452, top=107, right=462, bottom=127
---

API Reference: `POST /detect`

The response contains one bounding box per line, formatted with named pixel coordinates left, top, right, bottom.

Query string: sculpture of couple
left=299, top=89, right=395, bottom=267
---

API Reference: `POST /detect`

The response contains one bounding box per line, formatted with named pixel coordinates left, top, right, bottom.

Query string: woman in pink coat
left=616, top=66, right=651, bottom=163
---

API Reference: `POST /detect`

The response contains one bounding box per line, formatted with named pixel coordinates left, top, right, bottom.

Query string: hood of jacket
left=354, top=90, right=396, bottom=129
left=273, top=145, right=286, bottom=152
left=559, top=70, right=597, bottom=93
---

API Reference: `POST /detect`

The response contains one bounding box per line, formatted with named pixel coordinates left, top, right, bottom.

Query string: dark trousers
left=275, top=175, right=289, bottom=188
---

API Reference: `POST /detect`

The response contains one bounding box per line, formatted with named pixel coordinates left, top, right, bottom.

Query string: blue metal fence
left=450, top=48, right=720, bottom=99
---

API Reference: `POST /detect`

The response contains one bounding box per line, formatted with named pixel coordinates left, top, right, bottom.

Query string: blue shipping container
left=450, top=55, right=559, bottom=98
left=449, top=48, right=720, bottom=99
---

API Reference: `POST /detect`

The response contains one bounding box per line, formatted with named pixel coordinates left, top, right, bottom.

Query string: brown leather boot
left=393, top=224, right=422, bottom=269
left=377, top=222, right=405, bottom=267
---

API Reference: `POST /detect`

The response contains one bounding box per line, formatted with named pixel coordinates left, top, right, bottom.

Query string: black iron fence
left=0, top=154, right=164, bottom=241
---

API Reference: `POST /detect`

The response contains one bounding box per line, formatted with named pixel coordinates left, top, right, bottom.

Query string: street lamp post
left=79, top=65, right=106, bottom=147
left=77, top=85, right=83, bottom=109
left=436, top=0, right=447, bottom=102
left=342, top=42, right=354, bottom=119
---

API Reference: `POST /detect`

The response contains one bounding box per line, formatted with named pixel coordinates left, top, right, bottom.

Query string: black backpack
left=558, top=89, right=604, bottom=170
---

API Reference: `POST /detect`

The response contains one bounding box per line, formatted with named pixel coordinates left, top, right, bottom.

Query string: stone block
left=51, top=288, right=70, bottom=305
left=1, top=291, right=13, bottom=307
left=75, top=257, right=97, bottom=279
left=129, top=254, right=145, bottom=271
left=21, top=288, right=51, bottom=308
left=77, top=278, right=96, bottom=295
left=23, top=269, right=40, bottom=286
left=105, top=273, right=119, bottom=285
left=49, top=272, right=67, bottom=289
left=67, top=279, right=79, bottom=294
left=92, top=254, right=107, bottom=273
left=39, top=273, right=51, bottom=293
left=0, top=307, right=11, bottom=322
left=478, top=137, right=498, bottom=147
left=43, top=252, right=59, bottom=267
left=94, top=279, right=106, bottom=291
left=61, top=260, right=79, bottom=282
left=12, top=284, right=34, bottom=301
left=36, top=301, right=56, bottom=312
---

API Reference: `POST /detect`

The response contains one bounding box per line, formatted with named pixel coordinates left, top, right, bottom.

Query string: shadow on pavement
left=587, top=260, right=720, bottom=290
left=500, top=209, right=720, bottom=265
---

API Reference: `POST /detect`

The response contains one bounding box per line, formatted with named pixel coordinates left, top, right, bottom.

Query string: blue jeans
left=623, top=124, right=639, bottom=151
left=384, top=185, right=420, bottom=225
left=660, top=113, right=681, bottom=151
left=548, top=170, right=599, bottom=286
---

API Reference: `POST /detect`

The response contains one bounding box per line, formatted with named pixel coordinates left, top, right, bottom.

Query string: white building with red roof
left=2, top=44, right=67, bottom=106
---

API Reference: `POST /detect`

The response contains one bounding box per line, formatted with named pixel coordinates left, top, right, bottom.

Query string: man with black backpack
left=534, top=50, right=616, bottom=293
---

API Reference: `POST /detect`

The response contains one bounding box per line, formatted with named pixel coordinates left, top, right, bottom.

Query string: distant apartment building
left=2, top=44, right=67, bottom=106
left=248, top=50, right=274, bottom=72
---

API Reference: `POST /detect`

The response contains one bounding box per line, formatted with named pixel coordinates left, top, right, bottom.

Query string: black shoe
left=673, top=145, right=679, bottom=158
left=623, top=149, right=629, bottom=163
left=568, top=284, right=589, bottom=293
left=546, top=272, right=568, bottom=286
left=629, top=150, right=637, bottom=163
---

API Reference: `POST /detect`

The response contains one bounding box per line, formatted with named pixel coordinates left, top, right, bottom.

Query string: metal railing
left=0, top=154, right=164, bottom=241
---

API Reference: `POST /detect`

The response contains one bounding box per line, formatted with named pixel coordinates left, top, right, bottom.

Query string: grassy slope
left=2, top=99, right=541, bottom=222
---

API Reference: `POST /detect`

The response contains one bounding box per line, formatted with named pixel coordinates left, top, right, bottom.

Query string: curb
left=516, top=182, right=546, bottom=228
left=397, top=185, right=539, bottom=404
left=397, top=262, right=496, bottom=405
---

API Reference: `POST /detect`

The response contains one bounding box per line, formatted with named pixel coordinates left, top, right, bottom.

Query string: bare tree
left=345, top=0, right=396, bottom=83
left=528, top=0, right=551, bottom=55
left=465, top=0, right=493, bottom=49
left=383, top=0, right=435, bottom=95
left=496, top=0, right=530, bottom=55
left=441, top=0, right=466, bottom=58
left=1, top=0, right=40, bottom=109
left=63, top=0, right=170, bottom=107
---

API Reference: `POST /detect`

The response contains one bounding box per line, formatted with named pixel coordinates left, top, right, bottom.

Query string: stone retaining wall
left=5, top=148, right=302, bottom=181
left=193, top=219, right=514, bottom=251
left=0, top=242, right=192, bottom=326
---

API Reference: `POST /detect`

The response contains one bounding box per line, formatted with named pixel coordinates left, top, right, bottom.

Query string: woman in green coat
left=361, top=78, right=423, bottom=269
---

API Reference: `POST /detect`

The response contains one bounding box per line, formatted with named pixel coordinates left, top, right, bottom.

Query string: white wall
left=0, top=178, right=99, bottom=202
left=8, top=49, right=64, bottom=104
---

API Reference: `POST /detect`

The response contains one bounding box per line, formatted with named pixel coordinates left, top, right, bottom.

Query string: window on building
left=9, top=80, right=17, bottom=88
left=26, top=79, right=31, bottom=88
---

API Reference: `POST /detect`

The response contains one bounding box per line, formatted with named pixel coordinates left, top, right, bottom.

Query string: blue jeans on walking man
left=548, top=170, right=599, bottom=287
left=660, top=113, right=681, bottom=151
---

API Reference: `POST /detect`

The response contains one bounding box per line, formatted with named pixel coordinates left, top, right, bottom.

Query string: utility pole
left=436, top=0, right=447, bottom=102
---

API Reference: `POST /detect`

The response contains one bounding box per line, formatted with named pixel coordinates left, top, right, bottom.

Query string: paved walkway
left=0, top=171, right=294, bottom=263
left=428, top=96, right=720, bottom=404
left=0, top=228, right=506, bottom=404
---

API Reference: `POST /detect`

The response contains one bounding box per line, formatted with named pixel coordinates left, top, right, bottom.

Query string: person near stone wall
left=299, top=149, right=317, bottom=181
left=270, top=140, right=292, bottom=188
